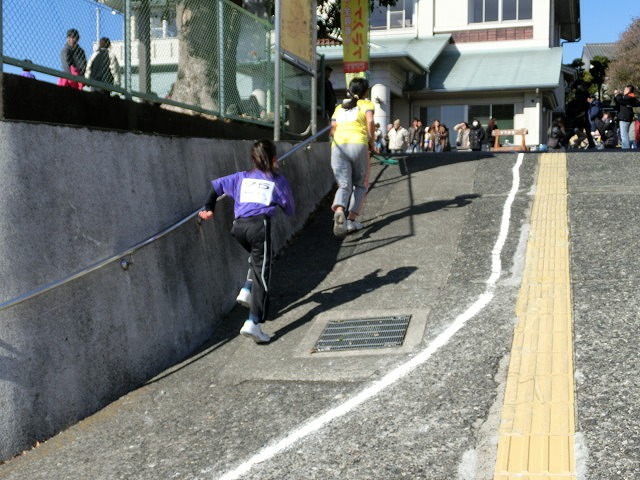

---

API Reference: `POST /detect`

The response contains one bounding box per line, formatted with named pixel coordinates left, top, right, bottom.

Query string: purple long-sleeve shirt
left=205, top=169, right=295, bottom=219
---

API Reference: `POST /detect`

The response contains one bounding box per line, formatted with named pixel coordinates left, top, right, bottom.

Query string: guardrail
left=0, top=125, right=331, bottom=313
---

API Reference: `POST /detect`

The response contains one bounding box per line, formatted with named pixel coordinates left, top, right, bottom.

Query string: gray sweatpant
left=331, top=143, right=370, bottom=216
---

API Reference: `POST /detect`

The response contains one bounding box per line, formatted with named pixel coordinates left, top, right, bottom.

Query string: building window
left=469, top=104, right=516, bottom=143
left=370, top=0, right=414, bottom=30
left=470, top=0, right=532, bottom=23
left=420, top=104, right=515, bottom=147
left=470, top=0, right=498, bottom=23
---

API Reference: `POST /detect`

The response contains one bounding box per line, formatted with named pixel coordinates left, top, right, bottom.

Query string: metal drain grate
left=312, top=315, right=412, bottom=353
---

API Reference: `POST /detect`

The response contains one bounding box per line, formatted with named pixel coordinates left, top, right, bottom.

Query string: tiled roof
left=429, top=47, right=564, bottom=91
left=317, top=37, right=341, bottom=46
left=582, top=43, right=617, bottom=61
left=317, top=34, right=452, bottom=71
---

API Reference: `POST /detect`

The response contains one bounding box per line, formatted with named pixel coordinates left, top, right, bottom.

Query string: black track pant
left=230, top=216, right=271, bottom=323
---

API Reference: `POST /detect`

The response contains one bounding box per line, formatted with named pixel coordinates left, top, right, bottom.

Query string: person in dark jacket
left=568, top=84, right=595, bottom=148
left=485, top=118, right=499, bottom=149
left=614, top=85, right=640, bottom=148
left=58, top=28, right=87, bottom=90
left=587, top=94, right=603, bottom=133
left=407, top=118, right=423, bottom=153
left=595, top=112, right=618, bottom=149
left=323, top=66, right=337, bottom=118
left=468, top=119, right=486, bottom=151
left=547, top=118, right=567, bottom=149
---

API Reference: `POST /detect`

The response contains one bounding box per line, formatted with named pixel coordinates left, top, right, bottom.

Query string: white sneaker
left=333, top=210, right=347, bottom=238
left=236, top=287, right=252, bottom=308
left=240, top=320, right=270, bottom=343
left=346, top=219, right=364, bottom=233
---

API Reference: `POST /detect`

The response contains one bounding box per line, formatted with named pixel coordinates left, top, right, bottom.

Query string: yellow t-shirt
left=331, top=99, right=375, bottom=146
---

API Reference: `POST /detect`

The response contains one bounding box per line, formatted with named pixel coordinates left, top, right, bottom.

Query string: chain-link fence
left=2, top=0, right=318, bottom=131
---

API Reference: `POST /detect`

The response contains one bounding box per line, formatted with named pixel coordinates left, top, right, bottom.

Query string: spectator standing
left=407, top=118, right=422, bottom=153
left=384, top=123, right=393, bottom=154
left=587, top=94, right=603, bottom=133
left=568, top=85, right=596, bottom=149
left=634, top=114, right=640, bottom=149
left=614, top=85, right=639, bottom=149
left=58, top=28, right=87, bottom=90
left=323, top=66, right=337, bottom=118
left=468, top=119, right=485, bottom=151
left=387, top=119, right=409, bottom=154
left=438, top=124, right=451, bottom=151
left=426, top=119, right=442, bottom=152
left=374, top=123, right=385, bottom=151
left=486, top=118, right=499, bottom=149
left=198, top=139, right=295, bottom=344
left=330, top=77, right=378, bottom=238
left=86, top=37, right=121, bottom=93
left=423, top=123, right=431, bottom=151
left=415, top=119, right=425, bottom=152
left=454, top=122, right=471, bottom=150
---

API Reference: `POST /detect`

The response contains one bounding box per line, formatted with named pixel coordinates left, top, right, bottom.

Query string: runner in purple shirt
left=198, top=139, right=295, bottom=343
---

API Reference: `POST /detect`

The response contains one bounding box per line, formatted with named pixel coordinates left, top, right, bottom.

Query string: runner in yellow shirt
left=330, top=77, right=378, bottom=238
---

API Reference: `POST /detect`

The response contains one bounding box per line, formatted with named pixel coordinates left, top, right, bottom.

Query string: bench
left=491, top=128, right=528, bottom=151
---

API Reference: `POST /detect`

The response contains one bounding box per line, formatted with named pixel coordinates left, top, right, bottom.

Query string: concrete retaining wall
left=0, top=120, right=333, bottom=460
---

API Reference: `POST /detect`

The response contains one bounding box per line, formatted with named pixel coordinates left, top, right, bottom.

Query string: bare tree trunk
left=170, top=0, right=244, bottom=115
left=171, top=0, right=219, bottom=112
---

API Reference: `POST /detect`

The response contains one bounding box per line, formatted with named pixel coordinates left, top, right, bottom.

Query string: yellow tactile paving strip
left=494, top=153, right=576, bottom=479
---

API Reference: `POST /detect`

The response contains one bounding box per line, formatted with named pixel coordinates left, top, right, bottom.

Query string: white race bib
left=239, top=178, right=275, bottom=206
left=336, top=107, right=359, bottom=122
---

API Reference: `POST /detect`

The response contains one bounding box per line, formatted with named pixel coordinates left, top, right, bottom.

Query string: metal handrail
left=0, top=125, right=331, bottom=313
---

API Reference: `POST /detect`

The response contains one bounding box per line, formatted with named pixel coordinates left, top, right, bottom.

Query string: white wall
left=433, top=0, right=470, bottom=30
left=415, top=0, right=435, bottom=37
left=432, top=0, right=550, bottom=49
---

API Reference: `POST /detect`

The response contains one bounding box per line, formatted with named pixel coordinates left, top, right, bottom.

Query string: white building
left=97, top=0, right=178, bottom=97
left=99, top=0, right=272, bottom=105
left=318, top=0, right=581, bottom=147
left=98, top=0, right=580, bottom=145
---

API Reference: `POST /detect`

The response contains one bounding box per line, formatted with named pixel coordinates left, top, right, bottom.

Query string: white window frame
left=370, top=0, right=415, bottom=31
left=469, top=0, right=532, bottom=24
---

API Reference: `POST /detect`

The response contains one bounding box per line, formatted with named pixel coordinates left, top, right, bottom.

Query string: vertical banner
left=281, top=0, right=314, bottom=69
left=341, top=0, right=369, bottom=85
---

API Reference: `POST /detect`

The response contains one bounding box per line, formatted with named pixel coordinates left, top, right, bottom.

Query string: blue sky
left=562, top=0, right=640, bottom=63
left=3, top=0, right=122, bottom=82
left=4, top=0, right=639, bottom=82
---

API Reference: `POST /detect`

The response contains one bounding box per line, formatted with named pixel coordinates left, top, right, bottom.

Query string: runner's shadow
left=271, top=266, right=417, bottom=340
left=360, top=194, right=480, bottom=240
left=398, top=151, right=492, bottom=175
left=268, top=195, right=346, bottom=313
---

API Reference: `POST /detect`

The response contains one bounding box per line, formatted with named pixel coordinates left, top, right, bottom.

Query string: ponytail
left=342, top=92, right=359, bottom=110
left=251, top=138, right=277, bottom=174
left=341, top=77, right=369, bottom=111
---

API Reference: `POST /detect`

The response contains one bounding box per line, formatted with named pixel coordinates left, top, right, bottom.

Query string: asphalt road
left=0, top=150, right=639, bottom=479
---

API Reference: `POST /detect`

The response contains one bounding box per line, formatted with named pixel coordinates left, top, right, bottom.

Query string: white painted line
left=488, top=153, right=524, bottom=287
left=217, top=153, right=525, bottom=480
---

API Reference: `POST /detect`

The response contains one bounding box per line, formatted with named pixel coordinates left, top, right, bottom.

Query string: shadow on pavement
left=271, top=266, right=418, bottom=340
left=396, top=151, right=493, bottom=175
